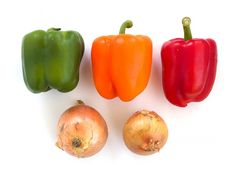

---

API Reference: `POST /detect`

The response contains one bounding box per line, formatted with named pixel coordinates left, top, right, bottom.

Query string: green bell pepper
left=22, top=28, right=84, bottom=93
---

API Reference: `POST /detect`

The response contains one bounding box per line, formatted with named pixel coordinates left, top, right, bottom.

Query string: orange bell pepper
left=91, top=20, right=152, bottom=101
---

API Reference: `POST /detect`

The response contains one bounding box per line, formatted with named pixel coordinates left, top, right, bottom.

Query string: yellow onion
left=56, top=102, right=108, bottom=158
left=123, top=110, right=168, bottom=155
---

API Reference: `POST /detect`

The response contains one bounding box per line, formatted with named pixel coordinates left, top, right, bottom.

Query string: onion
left=123, top=110, right=168, bottom=155
left=56, top=101, right=108, bottom=158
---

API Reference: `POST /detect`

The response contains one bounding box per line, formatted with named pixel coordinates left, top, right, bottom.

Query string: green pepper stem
left=47, top=28, right=61, bottom=32
left=119, top=20, right=133, bottom=34
left=182, top=17, right=192, bottom=41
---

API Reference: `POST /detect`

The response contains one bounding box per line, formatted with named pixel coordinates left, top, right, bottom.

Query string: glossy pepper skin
left=22, top=28, right=84, bottom=93
left=91, top=20, right=152, bottom=101
left=161, top=17, right=217, bottom=107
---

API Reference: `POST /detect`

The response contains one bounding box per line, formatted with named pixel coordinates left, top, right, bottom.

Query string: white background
left=0, top=0, right=236, bottom=176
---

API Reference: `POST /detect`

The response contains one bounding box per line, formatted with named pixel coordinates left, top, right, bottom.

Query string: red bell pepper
left=161, top=17, right=217, bottom=107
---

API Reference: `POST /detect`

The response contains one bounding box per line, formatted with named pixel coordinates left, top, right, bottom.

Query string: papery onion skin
left=56, top=103, right=108, bottom=158
left=123, top=110, right=168, bottom=155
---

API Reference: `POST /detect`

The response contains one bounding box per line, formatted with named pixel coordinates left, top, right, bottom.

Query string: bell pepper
left=91, top=20, right=152, bottom=101
left=22, top=28, right=84, bottom=93
left=161, top=17, right=217, bottom=107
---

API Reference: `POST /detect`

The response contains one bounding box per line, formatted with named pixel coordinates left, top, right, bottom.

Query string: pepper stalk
left=182, top=17, right=192, bottom=41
